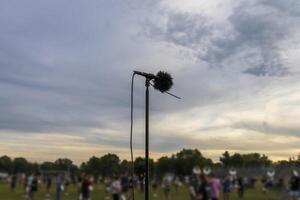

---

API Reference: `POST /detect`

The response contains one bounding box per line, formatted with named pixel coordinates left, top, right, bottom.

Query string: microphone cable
left=130, top=72, right=136, bottom=200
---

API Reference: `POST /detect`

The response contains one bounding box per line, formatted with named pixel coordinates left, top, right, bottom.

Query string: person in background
left=23, top=175, right=28, bottom=197
left=26, top=174, right=34, bottom=197
left=289, top=171, right=300, bottom=200
left=261, top=176, right=267, bottom=194
left=128, top=175, right=134, bottom=200
left=64, top=176, right=70, bottom=196
left=11, top=174, right=17, bottom=192
left=198, top=174, right=208, bottom=200
left=189, top=173, right=200, bottom=199
left=81, top=175, right=92, bottom=200
left=104, top=176, right=112, bottom=199
left=209, top=173, right=221, bottom=200
left=222, top=176, right=231, bottom=200
left=162, top=175, right=172, bottom=200
left=174, top=176, right=181, bottom=193
left=152, top=175, right=159, bottom=198
left=249, top=177, right=256, bottom=188
left=55, top=174, right=64, bottom=200
left=121, top=173, right=129, bottom=199
left=29, top=174, right=38, bottom=200
left=139, top=174, right=144, bottom=192
left=111, top=176, right=122, bottom=200
left=46, top=175, right=52, bottom=194
left=237, top=177, right=244, bottom=199
left=77, top=173, right=84, bottom=200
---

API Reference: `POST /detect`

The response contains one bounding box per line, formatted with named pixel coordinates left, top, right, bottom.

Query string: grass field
left=0, top=182, right=284, bottom=200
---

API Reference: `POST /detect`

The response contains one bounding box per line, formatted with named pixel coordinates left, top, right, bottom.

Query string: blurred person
left=249, top=177, right=256, bottom=188
left=46, top=175, right=52, bottom=194
left=276, top=177, right=285, bottom=200
left=29, top=174, right=38, bottom=200
left=111, top=176, right=122, bottom=200
left=89, top=175, right=94, bottom=189
left=25, top=174, right=34, bottom=197
left=277, top=177, right=284, bottom=189
left=121, top=173, right=129, bottom=199
left=189, top=173, right=200, bottom=199
left=237, top=177, right=244, bottom=199
left=262, top=175, right=274, bottom=197
left=184, top=175, right=190, bottom=185
left=152, top=175, right=159, bottom=198
left=209, top=173, right=221, bottom=200
left=138, top=174, right=144, bottom=192
left=78, top=173, right=84, bottom=200
left=10, top=174, right=17, bottom=192
left=81, top=175, right=92, bottom=200
left=229, top=175, right=236, bottom=189
left=222, top=176, right=231, bottom=200
left=64, top=176, right=70, bottom=196
left=261, top=176, right=268, bottom=194
left=162, top=175, right=172, bottom=200
left=20, top=173, right=26, bottom=185
left=197, top=174, right=208, bottom=200
left=242, top=177, right=248, bottom=187
left=55, top=174, right=64, bottom=200
left=104, top=176, right=112, bottom=200
left=289, top=171, right=300, bottom=200
left=23, top=175, right=30, bottom=197
left=174, top=176, right=181, bottom=192
left=128, top=175, right=134, bottom=200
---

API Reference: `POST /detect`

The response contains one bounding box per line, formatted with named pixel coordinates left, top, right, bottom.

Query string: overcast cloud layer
left=0, top=0, right=300, bottom=163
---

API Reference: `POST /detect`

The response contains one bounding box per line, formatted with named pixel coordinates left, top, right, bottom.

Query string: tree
left=220, top=151, right=272, bottom=167
left=40, top=161, right=55, bottom=171
left=120, top=160, right=131, bottom=174
left=220, top=151, right=231, bottom=166
left=83, top=156, right=101, bottom=177
left=174, top=149, right=213, bottom=176
left=0, top=156, right=13, bottom=173
left=243, top=153, right=271, bottom=167
left=30, top=162, right=40, bottom=174
left=99, top=154, right=120, bottom=177
left=230, top=153, right=244, bottom=166
left=134, top=157, right=155, bottom=177
left=155, top=156, right=174, bottom=176
left=54, top=158, right=73, bottom=170
left=13, top=157, right=30, bottom=174
left=53, top=158, right=78, bottom=176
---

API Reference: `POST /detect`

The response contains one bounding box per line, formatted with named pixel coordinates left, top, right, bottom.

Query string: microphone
left=133, top=71, right=156, bottom=80
left=153, top=71, right=173, bottom=93
left=134, top=70, right=173, bottom=93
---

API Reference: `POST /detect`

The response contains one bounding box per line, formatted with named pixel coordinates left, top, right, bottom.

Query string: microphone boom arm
left=149, top=82, right=181, bottom=99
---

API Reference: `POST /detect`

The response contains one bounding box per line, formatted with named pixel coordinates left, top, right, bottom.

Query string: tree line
left=0, top=149, right=299, bottom=178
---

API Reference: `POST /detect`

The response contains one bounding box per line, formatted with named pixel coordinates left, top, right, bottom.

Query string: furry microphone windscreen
left=153, top=71, right=173, bottom=93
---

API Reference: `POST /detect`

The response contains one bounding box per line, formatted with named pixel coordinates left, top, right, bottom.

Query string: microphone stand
left=133, top=71, right=180, bottom=200
left=145, top=78, right=150, bottom=200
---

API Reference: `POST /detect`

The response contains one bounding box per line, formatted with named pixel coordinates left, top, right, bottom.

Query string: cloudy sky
left=1, top=0, right=300, bottom=164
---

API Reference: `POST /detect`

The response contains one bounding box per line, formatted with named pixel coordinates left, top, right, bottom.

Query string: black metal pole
left=145, top=78, right=150, bottom=200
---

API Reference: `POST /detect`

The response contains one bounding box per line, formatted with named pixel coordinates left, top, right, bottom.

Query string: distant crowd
left=2, top=168, right=300, bottom=200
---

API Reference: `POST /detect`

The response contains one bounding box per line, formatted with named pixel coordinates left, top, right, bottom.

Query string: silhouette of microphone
left=134, top=70, right=173, bottom=93
left=133, top=71, right=156, bottom=80
left=130, top=69, right=179, bottom=200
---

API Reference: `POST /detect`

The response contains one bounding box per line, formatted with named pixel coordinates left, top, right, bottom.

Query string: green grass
left=0, top=182, right=283, bottom=200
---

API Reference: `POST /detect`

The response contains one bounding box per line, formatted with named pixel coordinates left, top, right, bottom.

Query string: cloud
left=229, top=0, right=294, bottom=76
left=261, top=0, right=300, bottom=17
left=0, top=0, right=141, bottom=133
left=0, top=0, right=300, bottom=162
left=232, top=121, right=300, bottom=137
left=142, top=0, right=300, bottom=77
